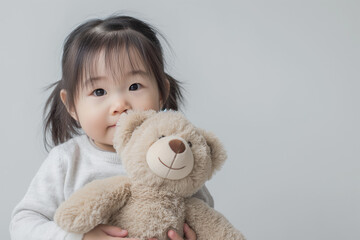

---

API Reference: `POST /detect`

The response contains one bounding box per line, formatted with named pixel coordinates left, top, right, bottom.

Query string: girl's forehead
left=85, top=47, right=148, bottom=80
left=78, top=46, right=157, bottom=93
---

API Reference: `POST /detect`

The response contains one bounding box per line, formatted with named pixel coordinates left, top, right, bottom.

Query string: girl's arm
left=191, top=184, right=214, bottom=208
left=10, top=148, right=83, bottom=240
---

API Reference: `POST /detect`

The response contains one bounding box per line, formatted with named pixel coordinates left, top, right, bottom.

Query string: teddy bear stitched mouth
left=158, top=157, right=185, bottom=170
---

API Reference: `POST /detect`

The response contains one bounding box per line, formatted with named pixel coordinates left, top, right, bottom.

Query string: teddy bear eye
left=159, top=135, right=165, bottom=139
left=187, top=141, right=192, bottom=148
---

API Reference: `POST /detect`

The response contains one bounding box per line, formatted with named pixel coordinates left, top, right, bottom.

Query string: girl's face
left=62, top=51, right=165, bottom=152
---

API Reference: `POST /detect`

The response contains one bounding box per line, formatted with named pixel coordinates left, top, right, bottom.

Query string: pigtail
left=163, top=73, right=184, bottom=111
left=43, top=81, right=81, bottom=151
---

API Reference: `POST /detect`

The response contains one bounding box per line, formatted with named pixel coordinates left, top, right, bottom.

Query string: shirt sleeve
left=9, top=148, right=83, bottom=240
left=191, top=184, right=214, bottom=208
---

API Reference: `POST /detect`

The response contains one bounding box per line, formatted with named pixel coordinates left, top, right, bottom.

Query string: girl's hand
left=83, top=224, right=129, bottom=240
left=168, top=223, right=196, bottom=240
left=83, top=223, right=196, bottom=240
left=83, top=224, right=157, bottom=240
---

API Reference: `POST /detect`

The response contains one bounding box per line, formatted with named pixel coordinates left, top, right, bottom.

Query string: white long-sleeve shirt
left=10, top=135, right=213, bottom=240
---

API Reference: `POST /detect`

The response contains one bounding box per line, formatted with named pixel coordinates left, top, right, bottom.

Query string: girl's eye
left=187, top=141, right=192, bottom=148
left=129, top=83, right=141, bottom=91
left=159, top=135, right=165, bottom=139
left=92, top=88, right=107, bottom=96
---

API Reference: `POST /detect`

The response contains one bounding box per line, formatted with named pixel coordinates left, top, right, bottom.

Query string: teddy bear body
left=108, top=184, right=185, bottom=240
left=55, top=110, right=246, bottom=240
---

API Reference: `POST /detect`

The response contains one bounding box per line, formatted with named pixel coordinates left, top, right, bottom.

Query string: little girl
left=10, top=15, right=213, bottom=240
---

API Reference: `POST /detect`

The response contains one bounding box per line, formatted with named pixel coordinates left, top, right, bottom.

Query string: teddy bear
left=55, top=110, right=245, bottom=240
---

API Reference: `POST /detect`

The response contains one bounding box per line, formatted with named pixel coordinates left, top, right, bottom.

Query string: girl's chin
left=93, top=140, right=116, bottom=152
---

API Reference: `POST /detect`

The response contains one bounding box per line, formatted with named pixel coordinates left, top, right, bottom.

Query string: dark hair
left=43, top=15, right=184, bottom=150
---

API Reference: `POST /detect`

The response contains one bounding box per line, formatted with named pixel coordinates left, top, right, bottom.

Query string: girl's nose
left=110, top=95, right=130, bottom=115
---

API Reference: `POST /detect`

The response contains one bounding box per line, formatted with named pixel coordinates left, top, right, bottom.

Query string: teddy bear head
left=113, top=110, right=227, bottom=197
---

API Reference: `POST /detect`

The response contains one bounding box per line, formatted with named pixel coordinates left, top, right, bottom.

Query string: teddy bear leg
left=185, top=197, right=246, bottom=240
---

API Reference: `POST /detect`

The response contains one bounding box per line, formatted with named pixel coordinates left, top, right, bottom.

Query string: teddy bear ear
left=113, top=110, right=156, bottom=153
left=197, top=128, right=227, bottom=177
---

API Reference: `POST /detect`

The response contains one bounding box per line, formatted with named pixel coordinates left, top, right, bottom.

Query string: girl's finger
left=116, top=236, right=157, bottom=240
left=168, top=229, right=183, bottom=240
left=112, top=238, right=140, bottom=240
left=99, top=224, right=128, bottom=237
left=183, top=223, right=196, bottom=240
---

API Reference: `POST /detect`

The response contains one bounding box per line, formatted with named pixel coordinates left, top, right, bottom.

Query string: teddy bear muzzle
left=146, top=136, right=194, bottom=180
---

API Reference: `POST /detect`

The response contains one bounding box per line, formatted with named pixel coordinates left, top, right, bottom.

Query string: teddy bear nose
left=169, top=139, right=186, bottom=154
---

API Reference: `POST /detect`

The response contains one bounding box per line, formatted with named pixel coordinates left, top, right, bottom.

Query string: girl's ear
left=160, top=78, right=170, bottom=109
left=60, top=89, right=77, bottom=121
left=165, top=77, right=170, bottom=99
left=113, top=110, right=156, bottom=153
left=197, top=129, right=227, bottom=178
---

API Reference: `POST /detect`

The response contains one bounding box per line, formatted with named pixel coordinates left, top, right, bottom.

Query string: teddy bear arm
left=54, top=175, right=131, bottom=233
left=185, top=197, right=246, bottom=240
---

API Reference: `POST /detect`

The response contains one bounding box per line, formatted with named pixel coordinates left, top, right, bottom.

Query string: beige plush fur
left=55, top=110, right=245, bottom=240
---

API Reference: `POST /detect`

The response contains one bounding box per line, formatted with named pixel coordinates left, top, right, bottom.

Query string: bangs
left=77, top=29, right=164, bottom=91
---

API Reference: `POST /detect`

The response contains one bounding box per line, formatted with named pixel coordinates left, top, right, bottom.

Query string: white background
left=1, top=0, right=359, bottom=239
